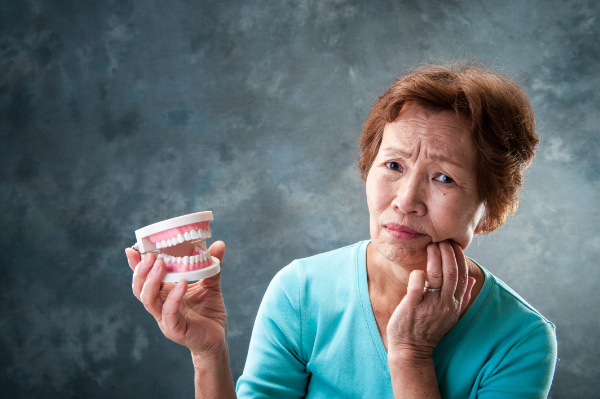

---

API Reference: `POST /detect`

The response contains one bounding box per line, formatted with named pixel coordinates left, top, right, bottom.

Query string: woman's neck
left=366, top=242, right=416, bottom=305
left=365, top=242, right=484, bottom=312
left=365, top=242, right=485, bottom=352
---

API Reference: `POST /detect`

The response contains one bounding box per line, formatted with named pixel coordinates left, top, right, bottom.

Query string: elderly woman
left=125, top=61, right=557, bottom=398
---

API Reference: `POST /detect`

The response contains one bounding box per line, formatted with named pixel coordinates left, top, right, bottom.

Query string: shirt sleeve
left=236, top=261, right=310, bottom=398
left=478, top=321, right=558, bottom=399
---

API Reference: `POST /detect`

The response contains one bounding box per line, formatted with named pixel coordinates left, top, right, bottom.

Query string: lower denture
left=165, top=258, right=213, bottom=273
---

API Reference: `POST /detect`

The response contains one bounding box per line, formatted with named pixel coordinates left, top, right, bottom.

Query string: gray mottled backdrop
left=1, top=0, right=598, bottom=398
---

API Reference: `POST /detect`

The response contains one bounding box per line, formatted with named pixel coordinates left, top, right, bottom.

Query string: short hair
left=358, top=60, right=539, bottom=234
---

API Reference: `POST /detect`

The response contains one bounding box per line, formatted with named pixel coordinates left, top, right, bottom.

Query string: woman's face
left=366, top=103, right=485, bottom=267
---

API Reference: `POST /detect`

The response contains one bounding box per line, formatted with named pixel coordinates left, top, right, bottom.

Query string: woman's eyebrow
left=380, top=147, right=463, bottom=168
left=380, top=147, right=411, bottom=158
left=429, top=153, right=463, bottom=168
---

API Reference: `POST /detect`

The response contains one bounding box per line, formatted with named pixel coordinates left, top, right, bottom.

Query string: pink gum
left=148, top=221, right=210, bottom=243
left=165, top=257, right=213, bottom=272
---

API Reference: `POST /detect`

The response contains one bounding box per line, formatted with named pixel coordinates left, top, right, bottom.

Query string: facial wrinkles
left=367, top=103, right=485, bottom=266
left=389, top=118, right=477, bottom=244
left=399, top=128, right=467, bottom=171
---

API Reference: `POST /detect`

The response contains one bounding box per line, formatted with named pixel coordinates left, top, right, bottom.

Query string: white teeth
left=195, top=254, right=200, bottom=263
left=183, top=256, right=189, bottom=265
left=158, top=253, right=164, bottom=259
left=165, top=256, right=171, bottom=265
left=194, top=245, right=201, bottom=253
left=156, top=242, right=161, bottom=249
left=176, top=257, right=182, bottom=264
left=205, top=228, right=211, bottom=238
left=184, top=231, right=191, bottom=241
left=169, top=238, right=176, bottom=247
left=190, top=229, right=199, bottom=239
left=197, top=228, right=204, bottom=239
left=161, top=240, right=167, bottom=248
left=177, top=233, right=184, bottom=243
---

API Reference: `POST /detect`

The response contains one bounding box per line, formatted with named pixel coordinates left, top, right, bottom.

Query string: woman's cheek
left=428, top=200, right=473, bottom=247
left=450, top=202, right=485, bottom=249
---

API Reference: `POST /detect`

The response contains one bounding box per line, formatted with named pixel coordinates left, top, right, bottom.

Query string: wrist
left=191, top=343, right=230, bottom=369
left=191, top=344, right=236, bottom=399
left=388, top=345, right=435, bottom=369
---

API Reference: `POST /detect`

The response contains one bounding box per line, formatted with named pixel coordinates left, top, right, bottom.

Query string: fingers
left=460, top=277, right=476, bottom=315
left=125, top=247, right=141, bottom=272
left=439, top=241, right=459, bottom=299
left=426, top=243, right=443, bottom=290
left=162, top=279, right=187, bottom=334
left=403, top=269, right=425, bottom=307
left=132, top=253, right=155, bottom=300
left=140, top=259, right=167, bottom=321
left=451, top=241, right=469, bottom=303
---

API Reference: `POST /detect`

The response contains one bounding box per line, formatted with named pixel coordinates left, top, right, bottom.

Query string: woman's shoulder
left=268, top=240, right=367, bottom=299
left=277, top=240, right=366, bottom=279
left=470, top=263, right=555, bottom=339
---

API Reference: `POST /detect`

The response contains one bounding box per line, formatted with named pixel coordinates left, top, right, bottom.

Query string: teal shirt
left=236, top=241, right=557, bottom=398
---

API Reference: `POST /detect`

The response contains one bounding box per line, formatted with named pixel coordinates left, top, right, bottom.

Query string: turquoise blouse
left=236, top=241, right=557, bottom=398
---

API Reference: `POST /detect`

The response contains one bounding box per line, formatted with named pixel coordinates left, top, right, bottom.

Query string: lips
left=384, top=223, right=425, bottom=240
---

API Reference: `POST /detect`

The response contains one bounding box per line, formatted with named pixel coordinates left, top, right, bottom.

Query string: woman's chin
left=371, top=236, right=429, bottom=267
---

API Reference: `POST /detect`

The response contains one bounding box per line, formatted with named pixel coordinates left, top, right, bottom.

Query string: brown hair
left=358, top=60, right=539, bottom=234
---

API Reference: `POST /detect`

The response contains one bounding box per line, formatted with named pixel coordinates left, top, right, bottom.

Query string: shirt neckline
left=355, top=240, right=494, bottom=370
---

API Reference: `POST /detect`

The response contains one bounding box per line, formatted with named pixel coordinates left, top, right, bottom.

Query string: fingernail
left=143, top=254, right=153, bottom=266
left=151, top=261, right=160, bottom=274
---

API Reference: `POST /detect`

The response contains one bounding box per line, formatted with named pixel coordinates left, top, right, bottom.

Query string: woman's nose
left=393, top=172, right=427, bottom=216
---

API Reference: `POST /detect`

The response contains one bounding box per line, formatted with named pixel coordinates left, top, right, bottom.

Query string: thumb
left=205, top=240, right=225, bottom=282
left=209, top=240, right=225, bottom=263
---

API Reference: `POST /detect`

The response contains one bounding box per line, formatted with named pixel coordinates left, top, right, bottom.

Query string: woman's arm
left=126, top=241, right=237, bottom=399
left=476, top=322, right=557, bottom=398
left=192, top=348, right=236, bottom=399
left=388, top=355, right=440, bottom=398
left=387, top=241, right=475, bottom=399
left=236, top=261, right=310, bottom=398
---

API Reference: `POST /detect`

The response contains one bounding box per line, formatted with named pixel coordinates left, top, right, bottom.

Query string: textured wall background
left=1, top=0, right=599, bottom=397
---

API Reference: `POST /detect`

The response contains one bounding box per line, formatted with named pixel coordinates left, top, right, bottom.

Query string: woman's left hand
left=386, top=240, right=475, bottom=362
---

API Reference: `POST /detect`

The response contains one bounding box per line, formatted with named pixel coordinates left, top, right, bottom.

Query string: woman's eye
left=435, top=173, right=454, bottom=184
left=385, top=162, right=401, bottom=171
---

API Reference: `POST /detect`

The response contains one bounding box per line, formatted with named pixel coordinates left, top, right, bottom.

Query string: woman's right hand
left=125, top=241, right=228, bottom=357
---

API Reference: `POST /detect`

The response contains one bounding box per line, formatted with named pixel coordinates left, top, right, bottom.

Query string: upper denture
left=148, top=221, right=211, bottom=248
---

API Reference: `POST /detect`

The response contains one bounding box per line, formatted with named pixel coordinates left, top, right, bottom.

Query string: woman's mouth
left=384, top=223, right=425, bottom=240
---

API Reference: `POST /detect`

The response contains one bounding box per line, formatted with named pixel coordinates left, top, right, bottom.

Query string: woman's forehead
left=380, top=105, right=476, bottom=167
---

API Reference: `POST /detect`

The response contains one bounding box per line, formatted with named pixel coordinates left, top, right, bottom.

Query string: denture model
left=132, top=211, right=220, bottom=282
